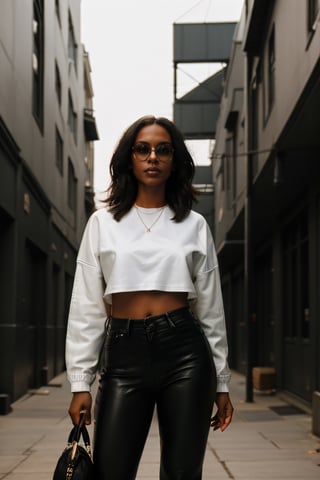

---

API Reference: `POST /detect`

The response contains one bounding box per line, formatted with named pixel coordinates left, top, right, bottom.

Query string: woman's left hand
left=211, top=392, right=234, bottom=432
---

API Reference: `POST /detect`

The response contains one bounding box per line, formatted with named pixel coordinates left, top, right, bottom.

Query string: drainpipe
left=244, top=54, right=254, bottom=403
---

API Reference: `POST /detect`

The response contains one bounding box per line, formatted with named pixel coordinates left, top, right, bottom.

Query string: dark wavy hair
left=105, top=115, right=198, bottom=222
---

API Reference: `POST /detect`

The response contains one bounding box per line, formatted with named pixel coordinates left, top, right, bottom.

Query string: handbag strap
left=74, top=411, right=86, bottom=443
left=68, top=411, right=92, bottom=462
left=67, top=411, right=91, bottom=447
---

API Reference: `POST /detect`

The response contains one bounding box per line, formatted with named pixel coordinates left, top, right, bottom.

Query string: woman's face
left=131, top=124, right=174, bottom=190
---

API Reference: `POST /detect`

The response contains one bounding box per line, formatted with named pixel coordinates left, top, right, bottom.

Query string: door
left=24, top=240, right=47, bottom=389
left=282, top=209, right=311, bottom=401
left=255, top=250, right=274, bottom=366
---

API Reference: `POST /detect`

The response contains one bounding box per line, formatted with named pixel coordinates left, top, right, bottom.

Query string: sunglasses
left=132, top=142, right=174, bottom=162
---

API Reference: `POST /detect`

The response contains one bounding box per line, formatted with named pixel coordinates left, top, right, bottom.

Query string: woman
left=66, top=115, right=233, bottom=479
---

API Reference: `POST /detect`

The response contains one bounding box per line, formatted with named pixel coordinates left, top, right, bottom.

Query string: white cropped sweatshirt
left=65, top=206, right=231, bottom=393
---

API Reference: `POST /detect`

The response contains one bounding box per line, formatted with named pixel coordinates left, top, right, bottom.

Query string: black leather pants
left=93, top=307, right=216, bottom=480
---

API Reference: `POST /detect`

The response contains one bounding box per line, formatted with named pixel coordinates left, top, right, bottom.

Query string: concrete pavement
left=0, top=370, right=319, bottom=479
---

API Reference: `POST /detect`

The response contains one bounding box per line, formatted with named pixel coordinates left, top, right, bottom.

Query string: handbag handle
left=67, top=425, right=91, bottom=445
left=68, top=411, right=91, bottom=461
left=74, top=410, right=87, bottom=443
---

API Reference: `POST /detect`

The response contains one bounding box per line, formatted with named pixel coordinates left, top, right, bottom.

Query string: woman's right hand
left=68, top=392, right=92, bottom=425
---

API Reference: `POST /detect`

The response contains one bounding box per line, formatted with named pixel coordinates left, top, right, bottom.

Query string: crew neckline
left=134, top=204, right=167, bottom=214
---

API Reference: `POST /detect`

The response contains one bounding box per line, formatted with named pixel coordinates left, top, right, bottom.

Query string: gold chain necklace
left=134, top=205, right=166, bottom=233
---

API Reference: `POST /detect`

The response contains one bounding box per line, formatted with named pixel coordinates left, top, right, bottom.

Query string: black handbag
left=53, top=412, right=94, bottom=480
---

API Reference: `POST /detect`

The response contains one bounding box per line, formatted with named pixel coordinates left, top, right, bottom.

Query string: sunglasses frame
left=132, top=142, right=174, bottom=161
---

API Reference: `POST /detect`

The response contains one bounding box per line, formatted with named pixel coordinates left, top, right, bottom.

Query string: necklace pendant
left=134, top=205, right=166, bottom=233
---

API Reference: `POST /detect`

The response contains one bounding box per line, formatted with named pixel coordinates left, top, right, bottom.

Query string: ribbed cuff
left=70, top=381, right=91, bottom=393
left=216, top=381, right=229, bottom=393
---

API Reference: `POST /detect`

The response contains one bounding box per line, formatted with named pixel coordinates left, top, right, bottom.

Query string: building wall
left=213, top=0, right=320, bottom=408
left=192, top=165, right=215, bottom=232
left=245, top=0, right=320, bottom=176
left=0, top=0, right=97, bottom=406
left=213, top=15, right=246, bottom=251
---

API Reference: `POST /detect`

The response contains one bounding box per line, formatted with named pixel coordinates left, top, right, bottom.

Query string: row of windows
left=307, top=0, right=320, bottom=33
left=55, top=127, right=77, bottom=211
left=55, top=0, right=78, bottom=72
left=32, top=1, right=79, bottom=213
left=33, top=1, right=78, bottom=133
left=55, top=63, right=78, bottom=146
left=55, top=93, right=78, bottom=214
left=263, top=0, right=319, bottom=121
left=219, top=0, right=319, bottom=209
left=55, top=4, right=78, bottom=145
left=56, top=2, right=78, bottom=214
left=32, top=0, right=44, bottom=129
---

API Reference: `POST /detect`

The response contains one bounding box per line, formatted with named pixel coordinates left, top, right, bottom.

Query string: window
left=68, top=158, right=77, bottom=211
left=68, top=13, right=77, bottom=73
left=225, top=132, right=237, bottom=210
left=68, top=91, right=77, bottom=143
left=215, top=157, right=225, bottom=196
left=55, top=61, right=62, bottom=105
left=267, top=26, right=275, bottom=113
left=55, top=0, right=61, bottom=26
left=220, top=156, right=225, bottom=192
left=231, top=133, right=237, bottom=204
left=307, top=0, right=320, bottom=32
left=252, top=63, right=261, bottom=174
left=283, top=210, right=309, bottom=339
left=55, top=127, right=63, bottom=174
left=32, top=0, right=44, bottom=130
left=225, top=138, right=232, bottom=195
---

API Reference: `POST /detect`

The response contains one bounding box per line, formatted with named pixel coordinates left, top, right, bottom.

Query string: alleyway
left=0, top=371, right=319, bottom=479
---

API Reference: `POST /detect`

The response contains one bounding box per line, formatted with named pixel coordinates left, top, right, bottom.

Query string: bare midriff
left=111, top=291, right=188, bottom=319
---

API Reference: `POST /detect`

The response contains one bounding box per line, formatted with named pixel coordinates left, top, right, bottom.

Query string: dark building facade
left=213, top=0, right=320, bottom=431
left=173, top=1, right=320, bottom=433
left=0, top=0, right=98, bottom=410
left=172, top=21, right=237, bottom=229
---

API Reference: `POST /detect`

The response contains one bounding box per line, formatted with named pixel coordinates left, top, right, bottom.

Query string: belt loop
left=127, top=319, right=132, bottom=336
left=165, top=312, right=176, bottom=328
left=105, top=316, right=111, bottom=332
left=144, top=318, right=155, bottom=341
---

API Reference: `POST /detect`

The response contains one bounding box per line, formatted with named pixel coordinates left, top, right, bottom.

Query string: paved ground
left=0, top=370, right=319, bottom=479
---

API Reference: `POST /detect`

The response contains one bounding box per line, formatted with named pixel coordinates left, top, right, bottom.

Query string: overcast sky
left=81, top=0, right=244, bottom=198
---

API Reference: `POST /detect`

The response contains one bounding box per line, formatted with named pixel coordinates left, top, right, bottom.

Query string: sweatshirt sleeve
left=65, top=213, right=107, bottom=393
left=192, top=220, right=231, bottom=392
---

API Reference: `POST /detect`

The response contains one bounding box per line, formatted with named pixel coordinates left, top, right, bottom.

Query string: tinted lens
left=132, top=143, right=151, bottom=160
left=155, top=144, right=174, bottom=158
left=134, top=143, right=150, bottom=155
left=132, top=143, right=174, bottom=161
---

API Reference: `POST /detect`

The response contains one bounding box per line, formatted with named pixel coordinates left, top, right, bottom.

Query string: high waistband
left=107, top=306, right=192, bottom=330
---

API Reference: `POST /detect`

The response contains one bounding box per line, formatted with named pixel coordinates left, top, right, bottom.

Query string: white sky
left=81, top=0, right=244, bottom=199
